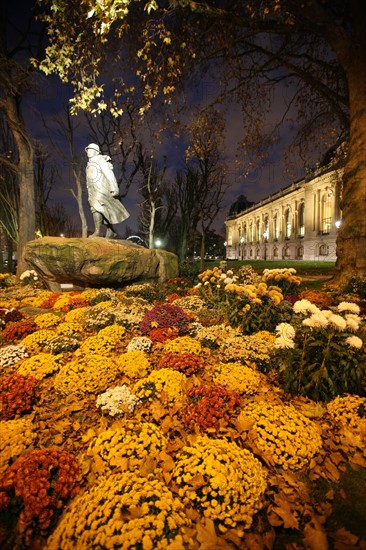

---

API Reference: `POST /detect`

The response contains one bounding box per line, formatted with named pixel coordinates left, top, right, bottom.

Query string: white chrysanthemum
left=223, top=277, right=233, bottom=284
left=274, top=336, right=295, bottom=349
left=96, top=385, right=140, bottom=415
left=302, top=312, right=329, bottom=328
left=293, top=299, right=319, bottom=314
left=328, top=313, right=347, bottom=331
left=345, top=314, right=361, bottom=332
left=275, top=323, right=295, bottom=340
left=337, top=301, right=360, bottom=314
left=345, top=336, right=363, bottom=349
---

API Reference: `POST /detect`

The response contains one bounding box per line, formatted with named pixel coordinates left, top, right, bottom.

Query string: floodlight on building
left=335, top=220, right=342, bottom=229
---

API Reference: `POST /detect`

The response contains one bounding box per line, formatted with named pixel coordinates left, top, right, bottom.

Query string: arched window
left=256, top=219, right=260, bottom=242
left=263, top=215, right=269, bottom=240
left=297, top=246, right=304, bottom=258
left=243, top=223, right=247, bottom=243
left=285, top=208, right=292, bottom=239
left=273, top=247, right=278, bottom=257
left=319, top=243, right=329, bottom=256
left=273, top=212, right=280, bottom=240
left=321, top=192, right=332, bottom=234
left=249, top=222, right=254, bottom=243
left=227, top=228, right=233, bottom=246
left=298, top=202, right=305, bottom=237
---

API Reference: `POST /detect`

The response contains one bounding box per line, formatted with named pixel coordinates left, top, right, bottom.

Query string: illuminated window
left=256, top=219, right=260, bottom=242
left=321, top=194, right=332, bottom=234
left=298, top=203, right=305, bottom=237
left=285, top=209, right=292, bottom=239
left=273, top=213, right=279, bottom=240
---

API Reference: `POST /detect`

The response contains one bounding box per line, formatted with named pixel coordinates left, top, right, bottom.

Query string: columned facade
left=225, top=167, right=343, bottom=262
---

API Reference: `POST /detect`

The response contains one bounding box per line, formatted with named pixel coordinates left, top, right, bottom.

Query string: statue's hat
left=85, top=143, right=101, bottom=153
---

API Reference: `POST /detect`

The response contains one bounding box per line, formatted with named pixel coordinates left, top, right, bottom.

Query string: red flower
left=0, top=374, right=39, bottom=420
left=182, top=384, right=241, bottom=432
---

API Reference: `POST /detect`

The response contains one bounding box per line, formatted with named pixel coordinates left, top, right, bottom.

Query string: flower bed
left=0, top=268, right=365, bottom=548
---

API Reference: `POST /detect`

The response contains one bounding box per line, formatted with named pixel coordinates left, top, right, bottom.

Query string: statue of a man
left=85, top=143, right=130, bottom=238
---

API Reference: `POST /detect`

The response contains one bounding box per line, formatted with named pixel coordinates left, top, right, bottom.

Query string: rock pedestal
left=24, top=237, right=178, bottom=291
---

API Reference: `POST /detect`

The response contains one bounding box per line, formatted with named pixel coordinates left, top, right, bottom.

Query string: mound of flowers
left=171, top=435, right=266, bottom=529
left=158, top=352, right=204, bottom=375
left=213, top=361, right=261, bottom=394
left=182, top=384, right=241, bottom=432
left=326, top=394, right=366, bottom=432
left=83, top=422, right=167, bottom=477
left=133, top=368, right=187, bottom=405
left=45, top=471, right=193, bottom=549
left=54, top=354, right=119, bottom=396
left=0, top=449, right=79, bottom=541
left=17, top=353, right=62, bottom=379
left=239, top=401, right=322, bottom=470
left=140, top=303, right=191, bottom=335
left=0, top=373, right=39, bottom=419
left=116, top=350, right=151, bottom=379
left=0, top=417, right=36, bottom=475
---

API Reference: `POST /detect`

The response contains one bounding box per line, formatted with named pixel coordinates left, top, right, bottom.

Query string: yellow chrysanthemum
left=34, top=312, right=61, bottom=329
left=17, top=352, right=62, bottom=379
left=84, top=422, right=167, bottom=476
left=45, top=472, right=193, bottom=549
left=239, top=401, right=322, bottom=470
left=54, top=354, right=119, bottom=395
left=172, top=435, right=266, bottom=529
left=0, top=418, right=36, bottom=475
left=213, top=361, right=261, bottom=394
left=327, top=395, right=366, bottom=431
left=133, top=368, right=186, bottom=405
left=163, top=336, right=202, bottom=356
left=117, top=351, right=151, bottom=379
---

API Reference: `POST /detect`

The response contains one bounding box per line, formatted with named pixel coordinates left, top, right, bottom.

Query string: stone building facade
left=225, top=162, right=343, bottom=262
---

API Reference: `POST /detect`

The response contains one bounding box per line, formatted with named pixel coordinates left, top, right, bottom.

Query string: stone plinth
left=24, top=237, right=178, bottom=291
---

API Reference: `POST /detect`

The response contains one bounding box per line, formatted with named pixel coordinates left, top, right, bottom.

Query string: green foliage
left=271, top=301, right=366, bottom=401
left=343, top=276, right=366, bottom=299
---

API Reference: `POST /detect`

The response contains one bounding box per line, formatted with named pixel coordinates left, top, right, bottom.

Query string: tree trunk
left=333, top=51, right=366, bottom=285
left=199, top=230, right=206, bottom=272
left=71, top=172, right=88, bottom=237
left=17, top=145, right=35, bottom=275
left=3, top=95, right=35, bottom=277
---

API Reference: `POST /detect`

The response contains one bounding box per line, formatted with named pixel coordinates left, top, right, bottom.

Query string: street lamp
left=155, top=238, right=162, bottom=248
left=335, top=220, right=342, bottom=229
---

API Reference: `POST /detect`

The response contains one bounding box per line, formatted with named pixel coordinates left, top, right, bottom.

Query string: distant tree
left=0, top=0, right=44, bottom=276
left=43, top=106, right=89, bottom=237
left=186, top=109, right=229, bottom=269
left=85, top=99, right=144, bottom=199
left=33, top=143, right=58, bottom=236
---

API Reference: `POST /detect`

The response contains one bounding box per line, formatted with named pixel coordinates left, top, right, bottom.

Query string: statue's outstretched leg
left=105, top=218, right=118, bottom=239
left=89, top=212, right=103, bottom=237
left=105, top=225, right=118, bottom=239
